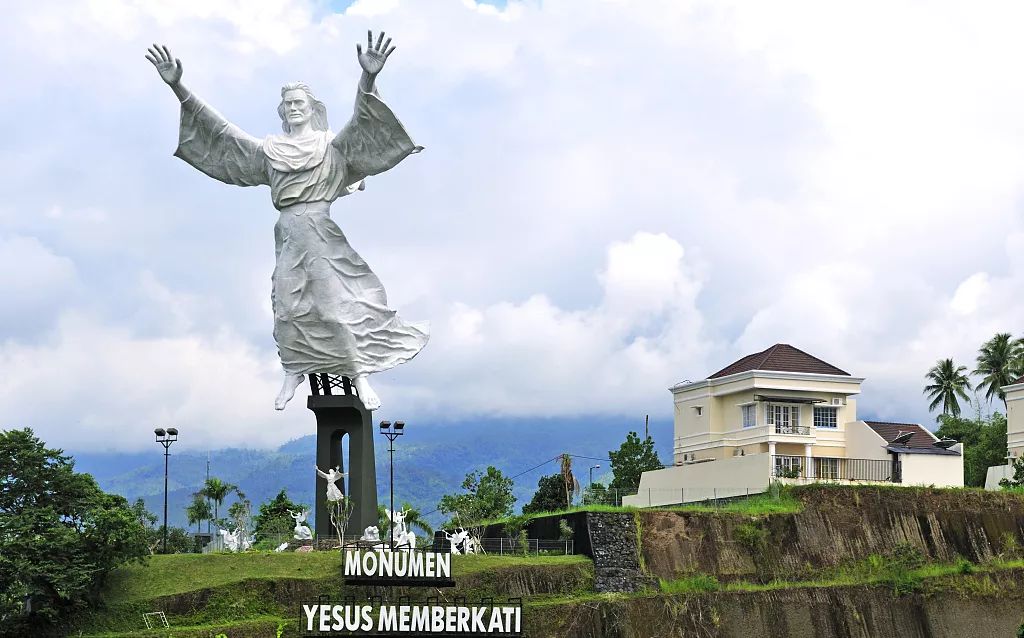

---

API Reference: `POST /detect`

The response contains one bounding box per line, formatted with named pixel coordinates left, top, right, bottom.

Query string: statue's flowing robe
left=174, top=86, right=428, bottom=378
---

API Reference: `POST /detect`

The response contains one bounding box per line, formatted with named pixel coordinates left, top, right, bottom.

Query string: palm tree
left=559, top=454, right=580, bottom=509
left=185, top=493, right=213, bottom=534
left=973, top=333, right=1024, bottom=412
left=200, top=477, right=239, bottom=526
left=924, top=358, right=972, bottom=417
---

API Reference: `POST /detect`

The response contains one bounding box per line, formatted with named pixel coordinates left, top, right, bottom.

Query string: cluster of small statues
left=442, top=527, right=482, bottom=555
left=217, top=527, right=254, bottom=552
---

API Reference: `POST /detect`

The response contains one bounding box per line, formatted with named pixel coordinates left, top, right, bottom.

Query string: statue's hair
left=278, top=82, right=329, bottom=133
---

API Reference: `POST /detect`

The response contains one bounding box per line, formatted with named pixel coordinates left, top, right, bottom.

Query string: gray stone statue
left=146, top=32, right=428, bottom=411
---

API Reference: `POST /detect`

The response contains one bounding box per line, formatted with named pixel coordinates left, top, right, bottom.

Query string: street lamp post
left=379, top=420, right=405, bottom=549
left=589, top=464, right=601, bottom=488
left=154, top=427, right=178, bottom=554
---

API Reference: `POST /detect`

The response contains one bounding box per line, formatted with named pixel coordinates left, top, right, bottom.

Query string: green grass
left=100, top=551, right=588, bottom=604
left=479, top=490, right=803, bottom=527
left=656, top=558, right=1024, bottom=597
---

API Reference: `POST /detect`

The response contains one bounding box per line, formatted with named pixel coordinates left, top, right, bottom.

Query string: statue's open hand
left=357, top=30, right=395, bottom=76
left=145, top=44, right=182, bottom=86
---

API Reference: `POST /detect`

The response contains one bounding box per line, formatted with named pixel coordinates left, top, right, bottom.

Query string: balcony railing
left=773, top=424, right=811, bottom=436
left=771, top=455, right=900, bottom=483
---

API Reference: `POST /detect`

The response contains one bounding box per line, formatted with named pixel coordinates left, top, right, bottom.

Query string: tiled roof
left=1010, top=375, right=1024, bottom=386
left=708, top=344, right=850, bottom=379
left=864, top=421, right=937, bottom=449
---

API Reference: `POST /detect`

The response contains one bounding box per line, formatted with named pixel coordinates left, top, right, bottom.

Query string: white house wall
left=1007, top=384, right=1024, bottom=457
left=845, top=421, right=890, bottom=461
left=900, top=453, right=964, bottom=488
left=623, top=454, right=772, bottom=507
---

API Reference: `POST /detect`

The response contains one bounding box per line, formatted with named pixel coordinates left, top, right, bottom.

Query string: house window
left=813, top=406, right=838, bottom=428
left=815, top=457, right=840, bottom=480
left=774, top=455, right=803, bottom=478
left=742, top=404, right=756, bottom=428
left=766, top=404, right=800, bottom=432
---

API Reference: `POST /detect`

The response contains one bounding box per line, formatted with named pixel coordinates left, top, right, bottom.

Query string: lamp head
left=394, top=421, right=405, bottom=432
left=154, top=427, right=166, bottom=438
left=379, top=420, right=391, bottom=432
left=167, top=427, right=178, bottom=437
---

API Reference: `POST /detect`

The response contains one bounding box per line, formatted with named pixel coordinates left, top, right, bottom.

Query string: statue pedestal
left=308, top=386, right=378, bottom=540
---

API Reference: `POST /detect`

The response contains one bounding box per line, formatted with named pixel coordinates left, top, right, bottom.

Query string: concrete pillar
left=308, top=393, right=379, bottom=540
left=804, top=443, right=813, bottom=479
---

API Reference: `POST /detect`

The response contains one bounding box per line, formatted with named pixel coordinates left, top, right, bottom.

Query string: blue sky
left=1, top=0, right=1023, bottom=452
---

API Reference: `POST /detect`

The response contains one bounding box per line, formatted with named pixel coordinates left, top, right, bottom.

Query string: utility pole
left=645, top=414, right=649, bottom=440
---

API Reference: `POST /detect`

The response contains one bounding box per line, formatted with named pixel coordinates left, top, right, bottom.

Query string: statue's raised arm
left=147, top=43, right=268, bottom=187
left=332, top=31, right=421, bottom=187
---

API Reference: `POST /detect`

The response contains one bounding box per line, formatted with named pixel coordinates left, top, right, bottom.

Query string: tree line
left=924, top=332, right=1022, bottom=487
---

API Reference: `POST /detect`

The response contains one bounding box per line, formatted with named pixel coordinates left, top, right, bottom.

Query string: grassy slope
left=78, top=553, right=592, bottom=637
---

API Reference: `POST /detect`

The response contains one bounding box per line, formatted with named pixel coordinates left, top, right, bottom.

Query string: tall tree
left=924, top=358, right=973, bottom=417
left=522, top=474, right=569, bottom=514
left=609, top=431, right=663, bottom=491
left=974, top=333, right=1023, bottom=411
left=437, top=466, right=515, bottom=527
left=0, top=428, right=149, bottom=633
left=185, top=493, right=213, bottom=534
left=559, top=454, right=580, bottom=508
left=253, top=489, right=303, bottom=540
left=936, top=410, right=1007, bottom=487
left=199, top=477, right=239, bottom=526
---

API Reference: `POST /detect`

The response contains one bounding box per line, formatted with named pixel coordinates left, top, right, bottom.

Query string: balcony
left=771, top=455, right=900, bottom=483
left=773, top=424, right=810, bottom=436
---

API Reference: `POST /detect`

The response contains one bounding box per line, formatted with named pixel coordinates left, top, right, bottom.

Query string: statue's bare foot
left=274, top=373, right=304, bottom=410
left=353, top=375, right=381, bottom=410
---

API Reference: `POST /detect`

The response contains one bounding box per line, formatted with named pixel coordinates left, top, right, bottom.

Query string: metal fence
left=771, top=455, right=898, bottom=482
left=475, top=538, right=574, bottom=555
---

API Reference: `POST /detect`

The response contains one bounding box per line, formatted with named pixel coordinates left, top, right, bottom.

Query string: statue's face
left=283, top=89, right=313, bottom=128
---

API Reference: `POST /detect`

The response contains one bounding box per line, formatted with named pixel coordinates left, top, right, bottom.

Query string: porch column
left=804, top=443, right=813, bottom=479
left=768, top=442, right=776, bottom=457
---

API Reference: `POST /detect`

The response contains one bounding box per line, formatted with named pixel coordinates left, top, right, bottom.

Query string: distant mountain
left=68, top=416, right=672, bottom=529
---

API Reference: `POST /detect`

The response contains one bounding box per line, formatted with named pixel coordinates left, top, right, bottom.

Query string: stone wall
left=586, top=512, right=651, bottom=593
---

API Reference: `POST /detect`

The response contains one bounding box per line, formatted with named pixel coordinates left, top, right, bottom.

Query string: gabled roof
left=1010, top=375, right=1024, bottom=386
left=864, top=421, right=937, bottom=449
left=708, top=344, right=850, bottom=379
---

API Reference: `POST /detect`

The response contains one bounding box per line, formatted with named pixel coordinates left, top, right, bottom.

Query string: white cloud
left=2, top=0, right=1024, bottom=450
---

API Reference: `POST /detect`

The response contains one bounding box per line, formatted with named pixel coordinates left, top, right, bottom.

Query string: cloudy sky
left=2, top=0, right=1023, bottom=452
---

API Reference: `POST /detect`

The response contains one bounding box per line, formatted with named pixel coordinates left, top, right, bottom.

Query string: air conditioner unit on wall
left=831, top=398, right=844, bottom=406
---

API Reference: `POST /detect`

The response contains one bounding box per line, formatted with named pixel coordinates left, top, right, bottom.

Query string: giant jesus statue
left=147, top=33, right=428, bottom=411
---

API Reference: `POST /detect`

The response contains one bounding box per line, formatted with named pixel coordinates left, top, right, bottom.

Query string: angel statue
left=316, top=465, right=347, bottom=502
left=288, top=509, right=313, bottom=540
left=146, top=31, right=428, bottom=411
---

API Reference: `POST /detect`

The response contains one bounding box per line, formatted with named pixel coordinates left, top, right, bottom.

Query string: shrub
left=558, top=518, right=574, bottom=541
left=659, top=574, right=721, bottom=594
left=734, top=521, right=769, bottom=553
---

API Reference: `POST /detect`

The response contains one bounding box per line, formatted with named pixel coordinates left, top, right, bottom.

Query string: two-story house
left=623, top=344, right=964, bottom=507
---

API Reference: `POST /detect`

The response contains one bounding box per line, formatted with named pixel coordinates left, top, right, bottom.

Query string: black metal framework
left=153, top=427, right=178, bottom=554
left=379, top=420, right=405, bottom=549
left=309, top=373, right=356, bottom=397
left=771, top=454, right=899, bottom=482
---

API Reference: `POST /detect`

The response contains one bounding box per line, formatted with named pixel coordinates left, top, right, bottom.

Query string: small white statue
left=275, top=542, right=289, bottom=552
left=289, top=509, right=313, bottom=540
left=315, top=465, right=347, bottom=502
left=360, top=525, right=381, bottom=543
left=444, top=529, right=469, bottom=555
left=464, top=533, right=482, bottom=555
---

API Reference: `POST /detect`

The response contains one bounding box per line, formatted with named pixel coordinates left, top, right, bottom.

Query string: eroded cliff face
left=526, top=569, right=1024, bottom=638
left=640, top=486, right=1024, bottom=582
